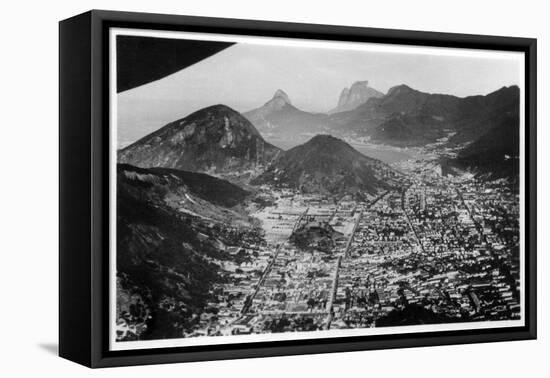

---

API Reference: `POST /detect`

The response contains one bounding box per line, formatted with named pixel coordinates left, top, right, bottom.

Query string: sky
left=116, top=33, right=522, bottom=145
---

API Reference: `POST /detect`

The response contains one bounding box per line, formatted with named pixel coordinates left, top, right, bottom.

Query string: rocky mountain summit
left=243, top=90, right=332, bottom=142
left=118, top=104, right=281, bottom=176
left=330, top=81, right=384, bottom=114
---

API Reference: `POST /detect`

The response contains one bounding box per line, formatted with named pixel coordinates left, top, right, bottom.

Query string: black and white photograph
left=109, top=28, right=526, bottom=350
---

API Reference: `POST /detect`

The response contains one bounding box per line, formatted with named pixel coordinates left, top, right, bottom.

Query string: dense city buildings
left=178, top=154, right=521, bottom=337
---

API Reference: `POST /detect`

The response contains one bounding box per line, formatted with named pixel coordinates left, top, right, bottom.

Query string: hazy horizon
left=117, top=39, right=522, bottom=145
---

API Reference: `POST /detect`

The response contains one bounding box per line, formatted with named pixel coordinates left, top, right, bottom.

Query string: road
left=326, top=190, right=390, bottom=328
left=325, top=256, right=342, bottom=329
left=239, top=243, right=282, bottom=315
left=401, top=184, right=428, bottom=255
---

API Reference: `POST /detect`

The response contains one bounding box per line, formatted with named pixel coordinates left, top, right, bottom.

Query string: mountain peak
left=198, top=103, right=241, bottom=116
left=252, top=134, right=397, bottom=196
left=488, top=85, right=519, bottom=97
left=272, top=89, right=291, bottom=104
left=244, top=88, right=295, bottom=123
left=243, top=91, right=331, bottom=137
left=387, top=84, right=416, bottom=96
left=302, top=134, right=363, bottom=157
left=330, top=80, right=384, bottom=114
left=350, top=80, right=370, bottom=89
left=308, top=134, right=343, bottom=146
left=118, top=104, right=281, bottom=175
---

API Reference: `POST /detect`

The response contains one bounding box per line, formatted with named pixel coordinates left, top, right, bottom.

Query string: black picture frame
left=59, top=9, right=537, bottom=368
